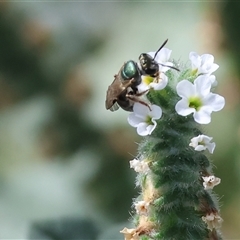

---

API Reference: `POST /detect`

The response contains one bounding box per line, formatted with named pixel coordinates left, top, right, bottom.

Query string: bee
left=105, top=60, right=149, bottom=112
left=105, top=39, right=179, bottom=112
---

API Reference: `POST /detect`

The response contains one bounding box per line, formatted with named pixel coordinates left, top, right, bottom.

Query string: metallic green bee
left=105, top=60, right=148, bottom=111
left=105, top=39, right=179, bottom=112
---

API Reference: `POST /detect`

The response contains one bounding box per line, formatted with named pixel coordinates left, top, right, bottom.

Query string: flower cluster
left=120, top=45, right=224, bottom=239
left=127, top=49, right=225, bottom=135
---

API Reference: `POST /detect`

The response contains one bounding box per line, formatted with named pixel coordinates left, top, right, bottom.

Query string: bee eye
left=121, top=60, right=138, bottom=80
left=139, top=53, right=148, bottom=59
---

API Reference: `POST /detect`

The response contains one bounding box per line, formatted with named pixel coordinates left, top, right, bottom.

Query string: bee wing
left=109, top=102, right=119, bottom=111
left=105, top=75, right=122, bottom=111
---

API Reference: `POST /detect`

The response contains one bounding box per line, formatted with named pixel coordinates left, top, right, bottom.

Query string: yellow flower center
left=191, top=68, right=198, bottom=76
left=143, top=76, right=154, bottom=85
left=145, top=116, right=153, bottom=125
left=188, top=96, right=202, bottom=111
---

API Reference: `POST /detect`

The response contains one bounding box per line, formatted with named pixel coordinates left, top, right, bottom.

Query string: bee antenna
left=153, top=39, right=168, bottom=60
left=159, top=63, right=180, bottom=72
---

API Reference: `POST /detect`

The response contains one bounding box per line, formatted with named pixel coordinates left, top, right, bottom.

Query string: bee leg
left=153, top=71, right=160, bottom=83
left=135, top=89, right=149, bottom=96
left=122, top=77, right=137, bottom=89
left=126, top=94, right=151, bottom=111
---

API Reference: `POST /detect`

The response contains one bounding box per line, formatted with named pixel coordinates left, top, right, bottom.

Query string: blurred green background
left=0, top=1, right=239, bottom=239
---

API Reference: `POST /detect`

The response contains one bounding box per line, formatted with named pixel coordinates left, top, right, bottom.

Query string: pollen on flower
left=202, top=176, right=221, bottom=189
left=202, top=212, right=223, bottom=230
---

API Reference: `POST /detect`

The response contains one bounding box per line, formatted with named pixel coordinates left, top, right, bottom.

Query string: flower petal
left=200, top=54, right=219, bottom=74
left=204, top=93, right=225, bottom=112
left=195, top=75, right=211, bottom=96
left=189, top=52, right=201, bottom=69
left=148, top=104, right=162, bottom=119
left=201, top=53, right=214, bottom=64
left=154, top=48, right=172, bottom=63
left=128, top=113, right=143, bottom=127
left=147, top=51, right=155, bottom=59
left=207, top=142, right=216, bottom=154
left=175, top=99, right=195, bottom=116
left=137, top=122, right=150, bottom=136
left=176, top=80, right=196, bottom=98
left=159, top=62, right=174, bottom=72
left=137, top=82, right=150, bottom=92
left=147, top=124, right=156, bottom=135
left=133, top=102, right=149, bottom=118
left=209, top=75, right=218, bottom=87
left=193, top=108, right=211, bottom=124
left=209, top=63, right=219, bottom=74
left=150, top=74, right=168, bottom=90
left=195, top=145, right=206, bottom=151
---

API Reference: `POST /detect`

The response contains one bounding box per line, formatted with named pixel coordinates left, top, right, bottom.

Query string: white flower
left=189, top=52, right=219, bottom=75
left=137, top=72, right=168, bottom=92
left=134, top=200, right=150, bottom=215
left=130, top=159, right=149, bottom=173
left=175, top=75, right=225, bottom=124
left=147, top=47, right=173, bottom=73
left=189, top=134, right=216, bottom=153
left=202, top=212, right=223, bottom=230
left=202, top=176, right=221, bottom=190
left=128, top=103, right=162, bottom=136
